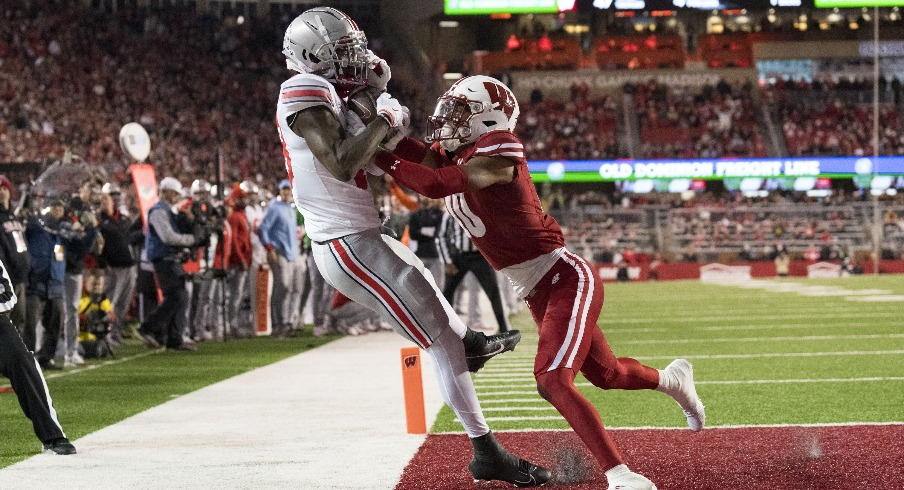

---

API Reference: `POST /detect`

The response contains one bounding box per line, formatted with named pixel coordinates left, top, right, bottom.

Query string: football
left=347, top=85, right=383, bottom=125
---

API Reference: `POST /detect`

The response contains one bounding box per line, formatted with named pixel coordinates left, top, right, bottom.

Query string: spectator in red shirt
left=226, top=187, right=253, bottom=338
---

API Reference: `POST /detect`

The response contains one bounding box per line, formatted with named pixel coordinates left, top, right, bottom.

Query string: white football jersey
left=276, top=73, right=380, bottom=243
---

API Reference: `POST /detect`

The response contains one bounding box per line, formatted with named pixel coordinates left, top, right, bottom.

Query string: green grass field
left=433, top=276, right=904, bottom=432
left=0, top=333, right=335, bottom=468
left=2, top=276, right=902, bottom=471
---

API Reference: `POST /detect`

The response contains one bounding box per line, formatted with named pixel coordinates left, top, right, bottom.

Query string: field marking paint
left=696, top=376, right=904, bottom=385
left=846, top=295, right=904, bottom=301
left=481, top=406, right=557, bottom=412
left=603, top=311, right=900, bottom=324
left=474, top=349, right=904, bottom=382
left=0, top=348, right=163, bottom=389
left=709, top=279, right=904, bottom=303
left=479, top=398, right=543, bottom=404
left=619, top=333, right=904, bottom=345
left=483, top=350, right=904, bottom=370
left=476, top=376, right=904, bottom=394
left=443, top=421, right=904, bottom=434
left=484, top=349, right=904, bottom=379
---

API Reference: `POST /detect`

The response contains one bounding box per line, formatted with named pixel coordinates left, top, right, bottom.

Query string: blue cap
left=278, top=179, right=291, bottom=190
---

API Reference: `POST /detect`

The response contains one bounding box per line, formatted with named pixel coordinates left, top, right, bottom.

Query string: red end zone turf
left=396, top=425, right=904, bottom=489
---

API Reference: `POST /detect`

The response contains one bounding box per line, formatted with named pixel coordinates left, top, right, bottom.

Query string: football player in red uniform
left=374, top=75, right=706, bottom=490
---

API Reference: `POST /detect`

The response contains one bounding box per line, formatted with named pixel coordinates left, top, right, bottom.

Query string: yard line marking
left=603, top=312, right=900, bottom=324
left=441, top=421, right=904, bottom=434
left=636, top=350, right=904, bottom=361
left=476, top=377, right=904, bottom=394
left=710, top=279, right=904, bottom=302
left=0, top=348, right=164, bottom=389
left=478, top=348, right=904, bottom=372
left=479, top=398, right=544, bottom=404
left=481, top=406, right=557, bottom=412
left=690, top=322, right=885, bottom=332
left=846, top=295, right=904, bottom=302
left=480, top=350, right=904, bottom=371
left=469, top=416, right=565, bottom=422
left=619, top=333, right=904, bottom=345
left=696, top=377, right=904, bottom=385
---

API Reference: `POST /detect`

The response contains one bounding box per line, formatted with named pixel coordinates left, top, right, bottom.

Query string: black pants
left=442, top=252, right=510, bottom=332
left=0, top=312, right=66, bottom=444
left=24, top=294, right=63, bottom=364
left=142, top=259, right=188, bottom=348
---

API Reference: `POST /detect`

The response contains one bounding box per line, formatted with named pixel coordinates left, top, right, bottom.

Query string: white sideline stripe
left=605, top=312, right=900, bottom=324
left=444, top=421, right=904, bottom=433
left=620, top=333, right=904, bottom=345
left=605, top=320, right=893, bottom=334
left=478, top=350, right=904, bottom=372
left=480, top=398, right=544, bottom=403
left=481, top=406, right=557, bottom=412
left=476, top=377, right=904, bottom=394
left=0, top=349, right=164, bottom=389
left=697, top=377, right=904, bottom=385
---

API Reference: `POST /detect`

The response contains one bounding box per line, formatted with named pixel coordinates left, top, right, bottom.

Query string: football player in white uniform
left=275, top=8, right=550, bottom=486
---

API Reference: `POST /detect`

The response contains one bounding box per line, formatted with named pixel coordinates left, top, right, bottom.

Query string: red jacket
left=227, top=208, right=252, bottom=269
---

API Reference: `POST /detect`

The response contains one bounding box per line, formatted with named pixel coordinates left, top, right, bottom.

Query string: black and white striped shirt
left=0, top=258, right=18, bottom=313
left=436, top=211, right=478, bottom=264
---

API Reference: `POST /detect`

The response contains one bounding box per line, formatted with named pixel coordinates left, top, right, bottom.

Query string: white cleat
left=606, top=465, right=657, bottom=490
left=663, top=359, right=706, bottom=432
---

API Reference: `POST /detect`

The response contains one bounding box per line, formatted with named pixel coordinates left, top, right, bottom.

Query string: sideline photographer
left=137, top=177, right=205, bottom=351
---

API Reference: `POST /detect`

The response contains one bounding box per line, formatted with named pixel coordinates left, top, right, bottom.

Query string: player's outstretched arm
left=291, top=106, right=389, bottom=182
left=374, top=152, right=514, bottom=198
left=385, top=137, right=449, bottom=169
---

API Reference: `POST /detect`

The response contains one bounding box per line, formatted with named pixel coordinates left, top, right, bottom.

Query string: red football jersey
left=434, top=130, right=565, bottom=270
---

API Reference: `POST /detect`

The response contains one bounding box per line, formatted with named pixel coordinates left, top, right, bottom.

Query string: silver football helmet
left=282, top=7, right=368, bottom=88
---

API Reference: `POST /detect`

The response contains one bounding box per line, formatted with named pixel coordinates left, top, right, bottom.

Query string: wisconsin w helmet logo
left=403, top=355, right=418, bottom=369
left=483, top=81, right=515, bottom=119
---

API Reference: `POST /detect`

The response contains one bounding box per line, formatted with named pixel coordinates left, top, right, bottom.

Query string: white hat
left=159, top=177, right=185, bottom=196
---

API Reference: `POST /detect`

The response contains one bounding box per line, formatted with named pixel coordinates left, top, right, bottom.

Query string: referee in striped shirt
left=436, top=210, right=511, bottom=333
left=0, top=257, right=76, bottom=455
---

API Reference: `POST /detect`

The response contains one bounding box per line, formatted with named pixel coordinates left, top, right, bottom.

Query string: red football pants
left=527, top=250, right=659, bottom=471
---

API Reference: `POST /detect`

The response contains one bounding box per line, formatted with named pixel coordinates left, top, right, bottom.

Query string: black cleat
left=463, top=329, right=521, bottom=373
left=43, top=438, right=76, bottom=455
left=469, top=451, right=551, bottom=487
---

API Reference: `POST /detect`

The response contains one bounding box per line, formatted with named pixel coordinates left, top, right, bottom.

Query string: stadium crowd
left=629, top=79, right=766, bottom=159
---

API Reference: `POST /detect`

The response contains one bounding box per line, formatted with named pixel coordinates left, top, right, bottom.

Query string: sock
left=605, top=464, right=631, bottom=480
left=655, top=368, right=675, bottom=394
left=426, top=327, right=489, bottom=437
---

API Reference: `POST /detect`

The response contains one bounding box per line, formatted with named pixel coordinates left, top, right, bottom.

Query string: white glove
left=376, top=92, right=407, bottom=129
left=365, top=50, right=391, bottom=91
